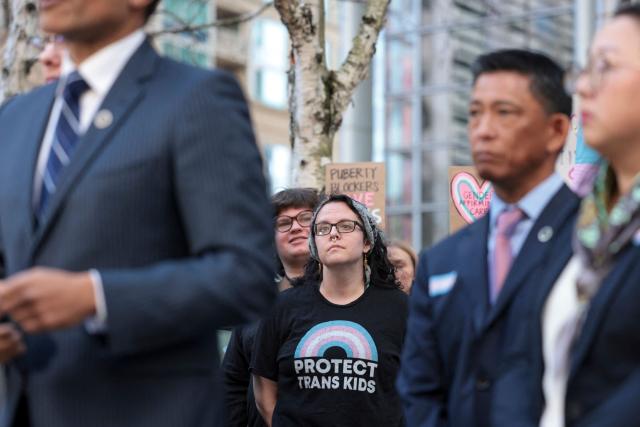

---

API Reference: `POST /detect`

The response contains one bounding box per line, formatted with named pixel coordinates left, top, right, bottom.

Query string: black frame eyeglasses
left=275, top=210, right=313, bottom=233
left=314, top=220, right=363, bottom=236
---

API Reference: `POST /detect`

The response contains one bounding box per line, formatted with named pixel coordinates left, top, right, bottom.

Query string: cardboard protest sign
left=449, top=166, right=493, bottom=233
left=325, top=162, right=385, bottom=229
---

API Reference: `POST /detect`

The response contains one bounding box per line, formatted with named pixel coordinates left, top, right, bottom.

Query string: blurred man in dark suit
left=0, top=1, right=276, bottom=426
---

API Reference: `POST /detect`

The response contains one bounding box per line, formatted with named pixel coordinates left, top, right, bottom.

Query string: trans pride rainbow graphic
left=294, top=320, right=379, bottom=362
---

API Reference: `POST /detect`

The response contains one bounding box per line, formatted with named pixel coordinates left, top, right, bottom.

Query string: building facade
left=152, top=0, right=341, bottom=193
left=380, top=0, right=576, bottom=250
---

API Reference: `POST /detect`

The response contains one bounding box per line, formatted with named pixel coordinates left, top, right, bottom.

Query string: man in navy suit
left=397, top=49, right=580, bottom=427
left=0, top=1, right=276, bottom=426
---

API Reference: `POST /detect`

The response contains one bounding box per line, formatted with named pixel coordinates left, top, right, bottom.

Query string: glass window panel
left=421, top=148, right=450, bottom=206
left=253, top=20, right=288, bottom=68
left=162, top=0, right=209, bottom=41
left=387, top=214, right=413, bottom=243
left=264, top=144, right=292, bottom=194
left=255, top=69, right=288, bottom=109
left=251, top=19, right=289, bottom=109
left=420, top=34, right=434, bottom=84
left=421, top=93, right=453, bottom=146
left=386, top=99, right=413, bottom=149
left=387, top=39, right=415, bottom=95
left=161, top=41, right=208, bottom=67
left=387, top=151, right=413, bottom=207
left=387, top=0, right=416, bottom=32
left=421, top=210, right=449, bottom=248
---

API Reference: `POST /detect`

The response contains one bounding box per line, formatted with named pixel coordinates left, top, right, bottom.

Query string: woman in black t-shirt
left=251, top=194, right=408, bottom=427
left=222, top=188, right=319, bottom=427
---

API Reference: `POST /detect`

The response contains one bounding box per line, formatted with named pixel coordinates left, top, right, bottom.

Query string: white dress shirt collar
left=60, top=29, right=146, bottom=97
left=489, top=172, right=564, bottom=226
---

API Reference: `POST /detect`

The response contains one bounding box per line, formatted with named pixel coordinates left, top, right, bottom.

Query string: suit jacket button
left=566, top=401, right=582, bottom=421
left=475, top=378, right=491, bottom=391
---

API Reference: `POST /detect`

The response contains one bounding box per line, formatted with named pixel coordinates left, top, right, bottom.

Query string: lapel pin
left=538, top=226, right=553, bottom=243
left=94, top=109, right=113, bottom=129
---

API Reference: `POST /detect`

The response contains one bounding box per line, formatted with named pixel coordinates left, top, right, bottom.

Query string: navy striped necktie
left=37, top=71, right=89, bottom=218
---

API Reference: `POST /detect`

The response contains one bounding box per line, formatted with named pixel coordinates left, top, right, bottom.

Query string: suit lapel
left=569, top=245, right=640, bottom=378
left=484, top=186, right=579, bottom=330
left=13, top=84, right=57, bottom=268
left=530, top=219, right=576, bottom=411
left=30, top=40, right=158, bottom=256
left=457, top=215, right=491, bottom=334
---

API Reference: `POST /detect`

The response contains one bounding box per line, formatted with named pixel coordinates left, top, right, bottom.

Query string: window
left=160, top=0, right=210, bottom=67
left=265, top=144, right=292, bottom=193
left=250, top=19, right=289, bottom=109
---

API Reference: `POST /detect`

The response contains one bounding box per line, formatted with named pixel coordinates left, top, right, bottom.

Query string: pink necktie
left=492, top=207, right=524, bottom=302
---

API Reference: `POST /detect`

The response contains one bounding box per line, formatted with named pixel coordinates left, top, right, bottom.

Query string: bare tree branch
left=149, top=1, right=274, bottom=37
left=157, top=7, right=193, bottom=29
left=274, top=0, right=311, bottom=42
left=331, top=0, right=389, bottom=118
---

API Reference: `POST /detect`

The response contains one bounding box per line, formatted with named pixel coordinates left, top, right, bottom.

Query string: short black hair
left=271, top=188, right=319, bottom=216
left=615, top=3, right=640, bottom=20
left=471, top=49, right=572, bottom=117
left=145, top=0, right=161, bottom=20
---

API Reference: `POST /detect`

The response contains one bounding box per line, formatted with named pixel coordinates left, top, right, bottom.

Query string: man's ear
left=546, top=113, right=571, bottom=155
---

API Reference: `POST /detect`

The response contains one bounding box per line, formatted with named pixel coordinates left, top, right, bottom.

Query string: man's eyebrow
left=469, top=100, right=520, bottom=108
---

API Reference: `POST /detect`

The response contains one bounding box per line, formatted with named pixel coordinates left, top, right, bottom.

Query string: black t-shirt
left=251, top=283, right=408, bottom=427
left=222, top=322, right=267, bottom=427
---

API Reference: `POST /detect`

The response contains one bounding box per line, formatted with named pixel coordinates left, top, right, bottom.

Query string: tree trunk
left=0, top=0, right=42, bottom=104
left=275, top=0, right=390, bottom=189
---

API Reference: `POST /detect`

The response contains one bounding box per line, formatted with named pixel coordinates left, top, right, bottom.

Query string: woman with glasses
left=223, top=188, right=319, bottom=427
left=531, top=5, right=640, bottom=427
left=251, top=194, right=407, bottom=426
left=272, top=189, right=320, bottom=290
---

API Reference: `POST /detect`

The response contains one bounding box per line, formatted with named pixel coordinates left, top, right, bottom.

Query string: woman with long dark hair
left=251, top=194, right=407, bottom=426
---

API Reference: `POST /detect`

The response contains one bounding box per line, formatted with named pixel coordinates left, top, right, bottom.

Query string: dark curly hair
left=296, top=194, right=401, bottom=290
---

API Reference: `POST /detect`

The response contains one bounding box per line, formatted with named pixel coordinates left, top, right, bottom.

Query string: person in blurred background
left=223, top=188, right=318, bottom=427
left=387, top=240, right=417, bottom=294
left=38, top=36, right=64, bottom=83
left=252, top=194, right=407, bottom=427
left=272, top=188, right=320, bottom=290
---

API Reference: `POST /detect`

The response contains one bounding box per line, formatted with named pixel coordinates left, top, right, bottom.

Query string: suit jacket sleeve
left=98, top=71, right=277, bottom=356
left=397, top=250, right=448, bottom=427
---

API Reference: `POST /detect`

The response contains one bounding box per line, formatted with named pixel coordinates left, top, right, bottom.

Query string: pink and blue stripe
left=294, top=320, right=378, bottom=361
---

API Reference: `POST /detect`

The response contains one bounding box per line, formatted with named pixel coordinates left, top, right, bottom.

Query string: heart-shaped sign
left=451, top=172, right=493, bottom=224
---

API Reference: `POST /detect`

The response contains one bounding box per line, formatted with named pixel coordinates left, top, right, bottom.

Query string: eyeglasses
left=564, top=56, right=640, bottom=94
left=275, top=210, right=313, bottom=233
left=314, top=220, right=363, bottom=236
